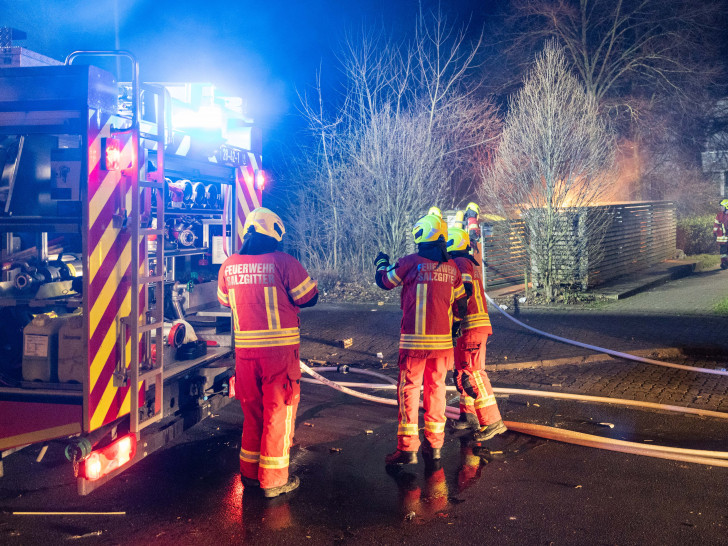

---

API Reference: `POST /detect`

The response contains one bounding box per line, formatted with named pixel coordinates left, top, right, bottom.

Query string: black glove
left=451, top=321, right=462, bottom=340
left=454, top=368, right=479, bottom=399
left=374, top=251, right=390, bottom=269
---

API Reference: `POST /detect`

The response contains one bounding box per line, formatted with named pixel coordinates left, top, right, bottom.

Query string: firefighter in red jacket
left=714, top=199, right=728, bottom=270
left=218, top=207, right=318, bottom=497
left=447, top=226, right=507, bottom=442
left=375, top=214, right=468, bottom=464
left=428, top=206, right=448, bottom=240
left=463, top=202, right=482, bottom=261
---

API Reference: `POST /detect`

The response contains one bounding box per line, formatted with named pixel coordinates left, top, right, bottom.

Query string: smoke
left=604, top=138, right=641, bottom=203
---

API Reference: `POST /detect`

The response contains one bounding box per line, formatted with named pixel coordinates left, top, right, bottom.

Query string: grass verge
left=689, top=253, right=720, bottom=272
left=713, top=297, right=728, bottom=315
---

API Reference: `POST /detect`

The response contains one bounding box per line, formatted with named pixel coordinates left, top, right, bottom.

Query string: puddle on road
left=218, top=426, right=544, bottom=542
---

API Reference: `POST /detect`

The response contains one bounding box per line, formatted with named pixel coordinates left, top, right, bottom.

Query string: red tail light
left=80, top=434, right=136, bottom=481
left=229, top=375, right=236, bottom=398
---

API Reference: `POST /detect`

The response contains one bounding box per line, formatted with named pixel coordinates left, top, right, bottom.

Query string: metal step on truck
left=0, top=28, right=264, bottom=494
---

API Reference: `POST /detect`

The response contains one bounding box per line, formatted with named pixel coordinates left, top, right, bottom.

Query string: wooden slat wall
left=481, top=220, right=528, bottom=288
left=588, top=201, right=676, bottom=286
left=479, top=202, right=676, bottom=289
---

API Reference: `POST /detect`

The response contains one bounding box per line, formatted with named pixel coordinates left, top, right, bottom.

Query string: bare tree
left=500, top=0, right=725, bottom=104
left=492, top=0, right=728, bottom=201
left=285, top=10, right=501, bottom=276
left=479, top=42, right=617, bottom=300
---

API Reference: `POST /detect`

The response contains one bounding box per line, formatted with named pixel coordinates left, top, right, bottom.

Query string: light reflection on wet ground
left=215, top=419, right=545, bottom=544
left=4, top=391, right=727, bottom=544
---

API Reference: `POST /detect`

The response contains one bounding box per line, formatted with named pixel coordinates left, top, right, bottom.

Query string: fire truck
left=0, top=29, right=263, bottom=494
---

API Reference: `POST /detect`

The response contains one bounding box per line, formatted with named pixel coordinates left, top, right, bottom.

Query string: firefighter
left=446, top=226, right=507, bottom=442
left=428, top=206, right=448, bottom=240
left=714, top=199, right=728, bottom=270
left=375, top=214, right=468, bottom=464
left=218, top=207, right=318, bottom=498
left=463, top=202, right=481, bottom=260
left=428, top=206, right=443, bottom=218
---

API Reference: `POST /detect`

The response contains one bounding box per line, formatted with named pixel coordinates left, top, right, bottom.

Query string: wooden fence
left=587, top=201, right=676, bottom=286
left=481, top=219, right=528, bottom=289
left=478, top=201, right=676, bottom=289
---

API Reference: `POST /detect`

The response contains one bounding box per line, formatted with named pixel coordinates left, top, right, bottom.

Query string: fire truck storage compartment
left=0, top=64, right=111, bottom=391
left=22, top=312, right=78, bottom=382
left=57, top=313, right=85, bottom=383
left=156, top=153, right=234, bottom=339
left=0, top=64, right=115, bottom=218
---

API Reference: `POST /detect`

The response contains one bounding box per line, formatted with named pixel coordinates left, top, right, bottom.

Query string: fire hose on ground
left=298, top=292, right=728, bottom=467
left=483, top=292, right=728, bottom=377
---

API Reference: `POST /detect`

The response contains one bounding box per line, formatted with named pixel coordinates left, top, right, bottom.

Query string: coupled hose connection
left=299, top=362, right=728, bottom=467
left=484, top=293, right=728, bottom=377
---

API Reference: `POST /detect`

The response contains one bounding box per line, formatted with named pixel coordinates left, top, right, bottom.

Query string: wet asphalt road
left=2, top=377, right=728, bottom=545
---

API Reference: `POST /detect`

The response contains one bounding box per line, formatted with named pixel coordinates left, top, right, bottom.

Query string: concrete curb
left=486, top=354, right=608, bottom=371
left=485, top=347, right=687, bottom=372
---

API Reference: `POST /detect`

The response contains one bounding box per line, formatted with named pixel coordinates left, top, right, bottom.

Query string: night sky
left=1, top=0, right=494, bottom=145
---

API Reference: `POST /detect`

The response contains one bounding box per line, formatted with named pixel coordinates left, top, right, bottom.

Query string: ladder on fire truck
left=127, top=79, right=167, bottom=434
left=67, top=52, right=167, bottom=435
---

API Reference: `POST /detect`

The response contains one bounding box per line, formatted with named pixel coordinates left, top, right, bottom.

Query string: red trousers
left=236, top=347, right=300, bottom=489
left=454, top=333, right=501, bottom=426
left=396, top=352, right=451, bottom=451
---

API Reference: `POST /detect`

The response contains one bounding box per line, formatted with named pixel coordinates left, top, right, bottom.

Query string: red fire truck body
left=0, top=35, right=261, bottom=494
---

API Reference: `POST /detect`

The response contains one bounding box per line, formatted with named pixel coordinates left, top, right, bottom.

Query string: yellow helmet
left=427, top=207, right=448, bottom=239
left=412, top=214, right=446, bottom=244
left=243, top=207, right=285, bottom=242
left=465, top=202, right=480, bottom=216
left=447, top=227, right=470, bottom=252
left=721, top=199, right=728, bottom=209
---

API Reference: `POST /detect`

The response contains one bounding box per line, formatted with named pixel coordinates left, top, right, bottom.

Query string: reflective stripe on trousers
left=236, top=348, right=300, bottom=489
left=455, top=334, right=501, bottom=426
left=396, top=352, right=451, bottom=451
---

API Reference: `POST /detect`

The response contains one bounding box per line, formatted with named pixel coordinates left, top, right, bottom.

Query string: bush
left=676, top=215, right=717, bottom=255
left=311, top=269, right=399, bottom=304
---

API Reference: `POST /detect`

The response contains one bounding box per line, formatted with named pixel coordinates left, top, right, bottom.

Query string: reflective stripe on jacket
left=218, top=251, right=317, bottom=350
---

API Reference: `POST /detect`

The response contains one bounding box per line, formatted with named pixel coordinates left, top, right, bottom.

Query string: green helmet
left=412, top=214, right=446, bottom=244
left=447, top=227, right=470, bottom=252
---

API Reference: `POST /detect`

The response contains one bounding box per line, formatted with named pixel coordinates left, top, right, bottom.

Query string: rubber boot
left=421, top=440, right=441, bottom=460
left=450, top=413, right=479, bottom=432
left=262, top=475, right=300, bottom=498
left=385, top=449, right=418, bottom=465
left=472, top=419, right=507, bottom=442
left=241, top=475, right=261, bottom=489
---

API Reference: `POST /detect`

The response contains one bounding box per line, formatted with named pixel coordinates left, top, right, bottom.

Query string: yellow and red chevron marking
left=235, top=160, right=263, bottom=249
left=85, top=114, right=143, bottom=432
